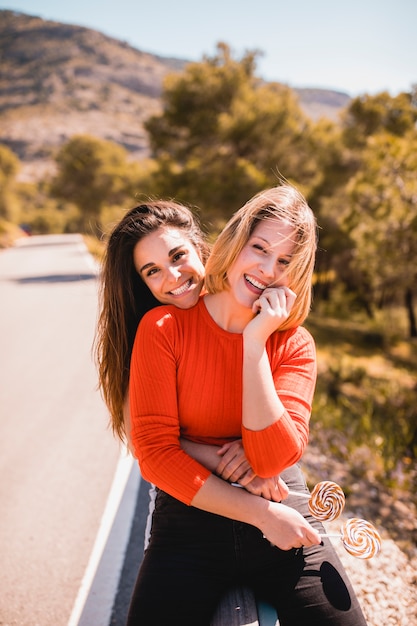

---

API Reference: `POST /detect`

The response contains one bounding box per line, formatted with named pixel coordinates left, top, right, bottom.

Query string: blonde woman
left=127, top=184, right=367, bottom=625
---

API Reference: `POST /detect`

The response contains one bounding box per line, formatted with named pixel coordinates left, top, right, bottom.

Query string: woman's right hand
left=259, top=500, right=321, bottom=551
left=216, top=440, right=254, bottom=484
left=242, top=474, right=289, bottom=502
left=216, top=440, right=289, bottom=502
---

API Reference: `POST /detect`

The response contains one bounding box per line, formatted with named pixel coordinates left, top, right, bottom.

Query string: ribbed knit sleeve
left=242, top=326, right=317, bottom=477
left=129, top=306, right=211, bottom=505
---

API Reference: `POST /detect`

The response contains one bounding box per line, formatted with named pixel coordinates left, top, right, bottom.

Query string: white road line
left=67, top=450, right=138, bottom=626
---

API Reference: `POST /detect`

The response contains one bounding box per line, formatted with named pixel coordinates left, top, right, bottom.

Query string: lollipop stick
left=233, top=484, right=317, bottom=498
left=287, top=489, right=310, bottom=498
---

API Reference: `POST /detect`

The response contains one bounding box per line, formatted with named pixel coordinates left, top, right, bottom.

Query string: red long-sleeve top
left=130, top=297, right=317, bottom=505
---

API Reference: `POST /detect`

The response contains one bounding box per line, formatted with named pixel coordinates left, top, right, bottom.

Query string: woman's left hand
left=245, top=286, right=297, bottom=343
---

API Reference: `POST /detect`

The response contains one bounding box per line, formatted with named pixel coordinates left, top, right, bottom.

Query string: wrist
left=243, top=333, right=266, bottom=357
left=247, top=492, right=271, bottom=528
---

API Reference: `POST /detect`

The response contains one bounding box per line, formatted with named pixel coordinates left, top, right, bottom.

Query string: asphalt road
left=0, top=234, right=124, bottom=626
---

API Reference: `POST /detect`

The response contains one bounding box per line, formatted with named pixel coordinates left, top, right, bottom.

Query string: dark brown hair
left=94, top=201, right=209, bottom=443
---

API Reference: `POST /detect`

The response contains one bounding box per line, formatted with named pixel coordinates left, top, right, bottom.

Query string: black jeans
left=126, top=465, right=367, bottom=625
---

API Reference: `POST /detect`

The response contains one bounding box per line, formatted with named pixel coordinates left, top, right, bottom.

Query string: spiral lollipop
left=232, top=478, right=345, bottom=521
left=307, top=481, right=346, bottom=521
left=322, top=518, right=382, bottom=559
left=340, top=518, right=382, bottom=559
left=288, top=480, right=345, bottom=521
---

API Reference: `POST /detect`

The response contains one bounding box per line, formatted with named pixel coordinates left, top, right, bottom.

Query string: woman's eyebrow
left=168, top=245, right=183, bottom=257
left=253, top=236, right=294, bottom=257
left=139, top=261, right=155, bottom=274
left=139, top=246, right=184, bottom=274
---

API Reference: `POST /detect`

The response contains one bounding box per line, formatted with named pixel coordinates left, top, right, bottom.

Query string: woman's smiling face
left=226, top=218, right=296, bottom=310
left=133, top=226, right=205, bottom=309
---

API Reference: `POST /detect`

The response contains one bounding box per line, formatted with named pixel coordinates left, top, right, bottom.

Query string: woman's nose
left=167, top=266, right=181, bottom=281
left=259, top=257, right=276, bottom=279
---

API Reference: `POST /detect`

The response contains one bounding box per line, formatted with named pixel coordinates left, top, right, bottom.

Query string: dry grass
left=304, top=310, right=417, bottom=554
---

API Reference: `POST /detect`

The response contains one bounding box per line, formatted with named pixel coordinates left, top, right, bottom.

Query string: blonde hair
left=204, top=184, right=318, bottom=329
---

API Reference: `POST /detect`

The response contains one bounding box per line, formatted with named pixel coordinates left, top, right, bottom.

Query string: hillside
left=0, top=10, right=351, bottom=182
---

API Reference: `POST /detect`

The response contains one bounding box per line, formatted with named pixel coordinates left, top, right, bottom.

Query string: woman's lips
left=169, top=278, right=193, bottom=296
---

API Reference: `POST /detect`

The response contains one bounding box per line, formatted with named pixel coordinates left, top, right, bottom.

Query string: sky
left=1, top=0, right=416, bottom=97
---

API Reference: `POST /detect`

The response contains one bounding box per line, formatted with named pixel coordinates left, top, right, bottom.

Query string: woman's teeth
left=170, top=279, right=192, bottom=296
left=245, top=275, right=266, bottom=290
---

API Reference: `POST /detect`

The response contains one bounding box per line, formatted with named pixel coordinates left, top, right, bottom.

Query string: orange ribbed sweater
left=130, top=297, right=317, bottom=505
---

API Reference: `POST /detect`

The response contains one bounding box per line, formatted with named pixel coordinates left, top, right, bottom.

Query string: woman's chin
left=173, top=292, right=200, bottom=309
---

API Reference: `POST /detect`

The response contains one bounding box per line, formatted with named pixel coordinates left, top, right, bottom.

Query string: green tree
left=51, top=135, right=131, bottom=235
left=144, top=43, right=319, bottom=222
left=345, top=130, right=417, bottom=336
left=0, top=144, right=20, bottom=219
left=342, top=91, right=417, bottom=150
left=314, top=89, right=417, bottom=320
